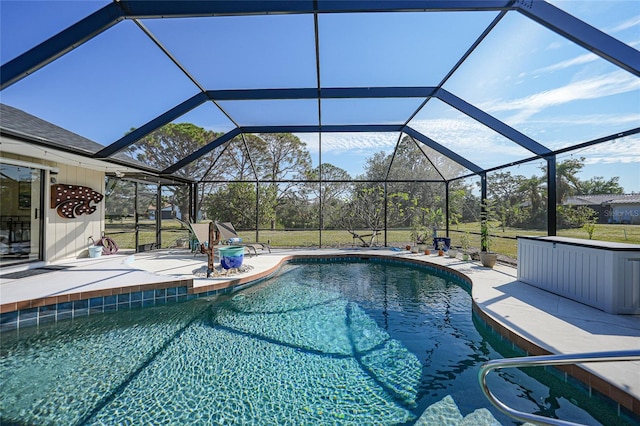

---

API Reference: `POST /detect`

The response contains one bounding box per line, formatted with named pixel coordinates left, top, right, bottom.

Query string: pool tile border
left=0, top=278, right=193, bottom=331
left=473, top=303, right=640, bottom=418
left=0, top=254, right=465, bottom=332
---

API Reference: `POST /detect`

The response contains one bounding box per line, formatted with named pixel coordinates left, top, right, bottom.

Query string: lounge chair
left=178, top=219, right=220, bottom=277
left=348, top=230, right=381, bottom=247
left=177, top=219, right=219, bottom=256
left=215, top=221, right=271, bottom=254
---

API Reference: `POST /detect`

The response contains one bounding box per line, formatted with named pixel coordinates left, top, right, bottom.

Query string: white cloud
left=525, top=112, right=640, bottom=127
left=297, top=132, right=398, bottom=153
left=547, top=132, right=640, bottom=165
left=575, top=137, right=640, bottom=164
left=546, top=41, right=565, bottom=51
left=483, top=70, right=640, bottom=125
left=607, top=15, right=640, bottom=33
left=406, top=118, right=535, bottom=166
left=533, top=52, right=599, bottom=74
left=298, top=119, right=533, bottom=168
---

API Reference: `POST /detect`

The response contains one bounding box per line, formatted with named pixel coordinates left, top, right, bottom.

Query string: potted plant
left=448, top=246, right=458, bottom=258
left=437, top=240, right=445, bottom=256
left=479, top=199, right=498, bottom=268
left=460, top=232, right=470, bottom=261
left=410, top=223, right=429, bottom=254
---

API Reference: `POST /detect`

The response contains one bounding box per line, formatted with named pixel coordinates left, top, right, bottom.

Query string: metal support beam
left=546, top=155, right=557, bottom=236
left=445, top=182, right=450, bottom=237
left=516, top=0, right=640, bottom=77
left=241, top=124, right=404, bottom=134
left=436, top=89, right=552, bottom=156
left=384, top=182, right=388, bottom=247
left=1, top=1, right=513, bottom=90
left=208, top=88, right=316, bottom=101
left=207, top=87, right=438, bottom=101
left=384, top=133, right=405, bottom=181
left=255, top=182, right=260, bottom=243
left=191, top=182, right=198, bottom=222
left=156, top=185, right=162, bottom=248
left=95, top=93, right=208, bottom=158
left=404, top=127, right=484, bottom=174
left=118, top=0, right=512, bottom=17
left=0, top=3, right=125, bottom=90
left=134, top=183, right=140, bottom=251
left=480, top=172, right=488, bottom=251
left=408, top=136, right=447, bottom=181
left=162, top=128, right=241, bottom=175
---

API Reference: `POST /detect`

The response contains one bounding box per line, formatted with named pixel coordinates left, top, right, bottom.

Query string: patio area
left=1, top=248, right=638, bottom=417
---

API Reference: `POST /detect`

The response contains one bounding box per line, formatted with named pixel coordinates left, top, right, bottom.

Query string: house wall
left=609, top=203, right=640, bottom=224
left=585, top=204, right=609, bottom=224
left=1, top=152, right=105, bottom=263
left=47, top=163, right=105, bottom=261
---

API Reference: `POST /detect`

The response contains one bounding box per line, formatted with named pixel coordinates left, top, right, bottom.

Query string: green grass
left=105, top=219, right=639, bottom=261
left=447, top=222, right=640, bottom=259
left=449, top=221, right=640, bottom=244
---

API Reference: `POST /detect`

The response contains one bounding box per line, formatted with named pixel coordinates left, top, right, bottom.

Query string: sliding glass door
left=0, top=163, right=43, bottom=267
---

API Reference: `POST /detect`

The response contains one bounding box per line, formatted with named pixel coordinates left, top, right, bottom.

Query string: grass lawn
left=106, top=219, right=639, bottom=261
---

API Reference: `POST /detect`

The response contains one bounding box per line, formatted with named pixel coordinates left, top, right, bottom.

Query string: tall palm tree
left=555, top=158, right=584, bottom=204
left=519, top=175, right=544, bottom=214
left=541, top=157, right=585, bottom=204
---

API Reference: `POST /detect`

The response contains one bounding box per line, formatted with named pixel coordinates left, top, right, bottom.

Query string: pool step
left=414, top=395, right=504, bottom=425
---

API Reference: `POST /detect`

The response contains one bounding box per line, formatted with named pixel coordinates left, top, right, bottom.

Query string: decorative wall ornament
left=50, top=184, right=104, bottom=219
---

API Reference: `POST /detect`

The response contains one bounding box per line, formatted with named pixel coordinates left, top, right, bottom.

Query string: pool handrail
left=479, top=349, right=640, bottom=426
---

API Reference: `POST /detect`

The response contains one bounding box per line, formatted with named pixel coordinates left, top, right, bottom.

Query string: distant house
left=607, top=195, right=640, bottom=224
left=563, top=194, right=640, bottom=224
left=148, top=204, right=182, bottom=220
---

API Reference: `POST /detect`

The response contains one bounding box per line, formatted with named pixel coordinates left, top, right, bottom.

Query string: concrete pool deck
left=1, top=247, right=639, bottom=417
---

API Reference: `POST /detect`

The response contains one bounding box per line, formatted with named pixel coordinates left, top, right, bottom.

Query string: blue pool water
left=0, top=261, right=629, bottom=425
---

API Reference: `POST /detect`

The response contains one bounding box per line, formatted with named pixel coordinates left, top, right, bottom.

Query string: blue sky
left=1, top=0, right=638, bottom=191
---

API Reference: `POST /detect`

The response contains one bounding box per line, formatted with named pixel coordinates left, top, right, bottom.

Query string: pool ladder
left=479, top=349, right=640, bottom=426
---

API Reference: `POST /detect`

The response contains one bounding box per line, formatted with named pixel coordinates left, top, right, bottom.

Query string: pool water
left=0, top=261, right=628, bottom=425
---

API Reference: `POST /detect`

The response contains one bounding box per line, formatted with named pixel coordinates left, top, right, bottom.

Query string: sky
left=0, top=0, right=638, bottom=191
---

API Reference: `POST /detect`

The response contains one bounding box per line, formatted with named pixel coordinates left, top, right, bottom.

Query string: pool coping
left=1, top=249, right=638, bottom=418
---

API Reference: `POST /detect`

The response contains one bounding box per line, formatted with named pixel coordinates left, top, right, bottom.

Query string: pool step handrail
left=479, top=349, right=640, bottom=426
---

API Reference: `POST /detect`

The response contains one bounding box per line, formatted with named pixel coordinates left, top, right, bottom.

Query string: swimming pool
left=0, top=260, right=628, bottom=425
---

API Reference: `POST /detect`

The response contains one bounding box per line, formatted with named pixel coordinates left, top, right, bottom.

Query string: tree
left=126, top=123, right=226, bottom=221
left=448, top=188, right=467, bottom=229
left=540, top=157, right=584, bottom=204
left=276, top=191, right=318, bottom=230
left=386, top=138, right=453, bottom=225
left=487, top=171, right=528, bottom=227
left=223, top=134, right=263, bottom=180
left=557, top=205, right=598, bottom=229
left=555, top=158, right=585, bottom=204
left=253, top=133, right=312, bottom=229
left=580, top=176, right=624, bottom=195
left=516, top=175, right=546, bottom=229
left=361, top=151, right=392, bottom=181
left=204, top=182, right=257, bottom=229
left=104, top=177, right=135, bottom=221
left=362, top=140, right=454, bottom=229
left=338, top=185, right=385, bottom=244
left=303, top=163, right=351, bottom=229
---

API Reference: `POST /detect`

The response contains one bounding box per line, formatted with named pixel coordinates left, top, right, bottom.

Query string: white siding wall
left=47, top=163, right=105, bottom=262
